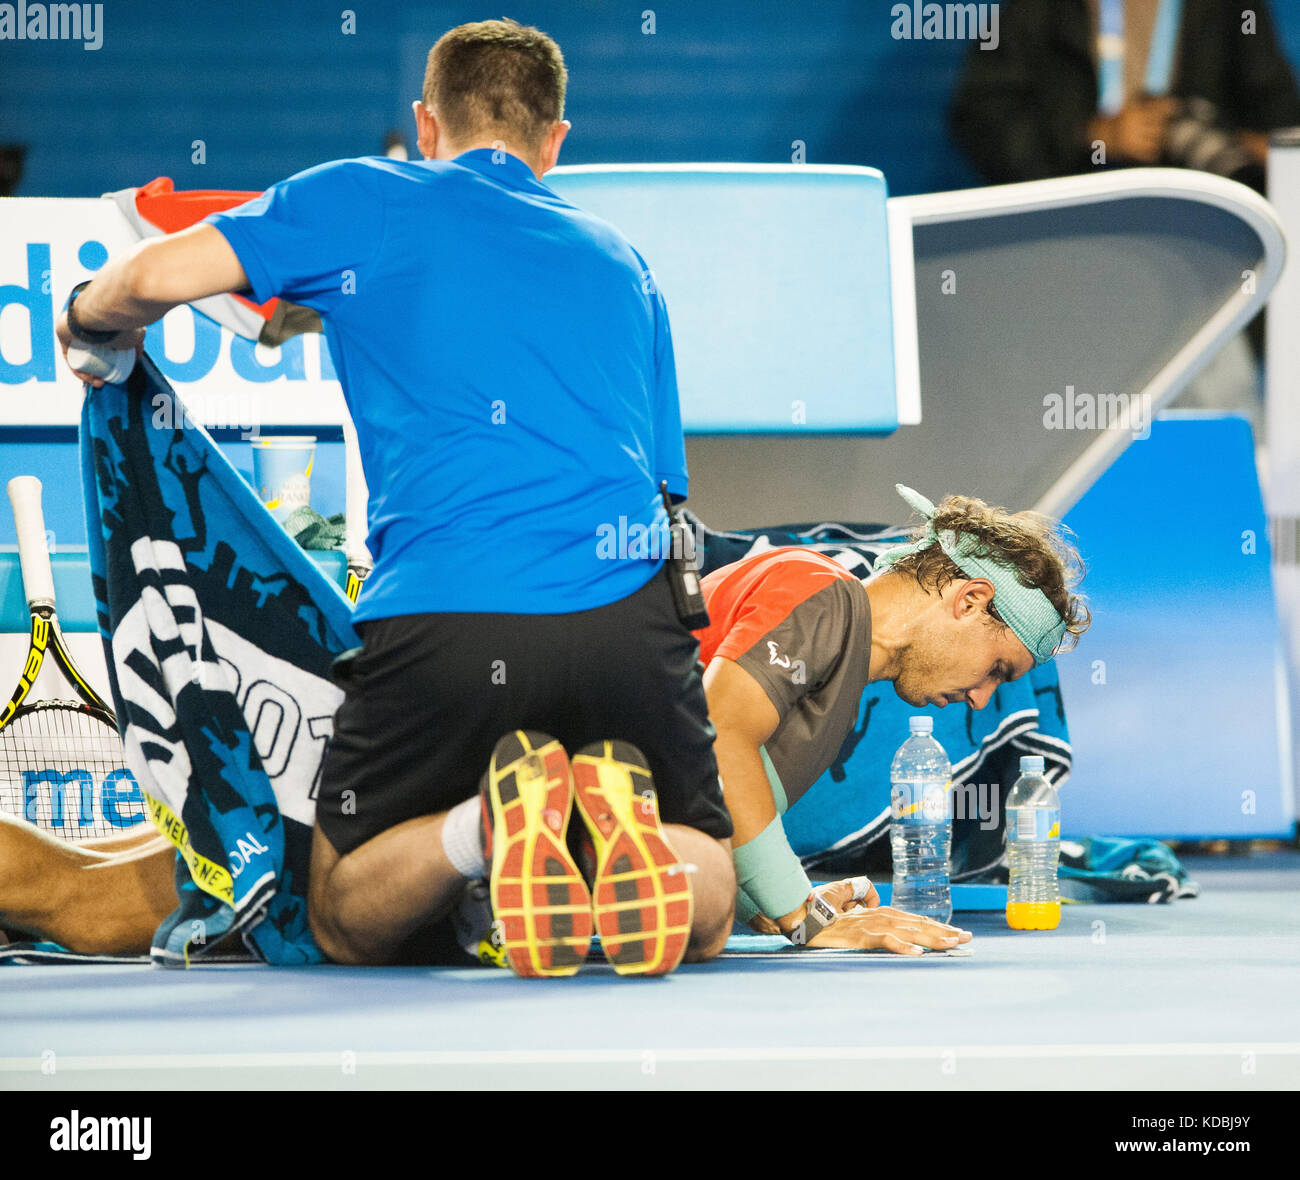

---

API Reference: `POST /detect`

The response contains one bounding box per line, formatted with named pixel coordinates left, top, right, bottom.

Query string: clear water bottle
left=1005, top=755, right=1061, bottom=930
left=890, top=716, right=952, bottom=923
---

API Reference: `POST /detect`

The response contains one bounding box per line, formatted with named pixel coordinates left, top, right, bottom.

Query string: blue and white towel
left=78, top=355, right=358, bottom=964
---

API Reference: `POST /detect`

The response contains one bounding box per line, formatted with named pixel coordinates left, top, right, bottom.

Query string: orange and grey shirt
left=694, top=548, right=872, bottom=809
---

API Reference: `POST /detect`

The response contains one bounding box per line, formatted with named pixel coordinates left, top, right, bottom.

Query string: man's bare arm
left=703, top=655, right=971, bottom=953
left=56, top=225, right=250, bottom=387
left=701, top=656, right=781, bottom=846
left=64, top=224, right=249, bottom=330
left=703, top=655, right=821, bottom=935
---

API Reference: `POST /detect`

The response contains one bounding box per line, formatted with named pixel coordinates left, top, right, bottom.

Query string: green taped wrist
left=732, top=816, right=812, bottom=919
left=734, top=885, right=760, bottom=926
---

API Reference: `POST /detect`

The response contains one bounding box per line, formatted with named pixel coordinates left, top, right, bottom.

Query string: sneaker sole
left=571, top=741, right=693, bottom=977
left=482, top=731, right=592, bottom=978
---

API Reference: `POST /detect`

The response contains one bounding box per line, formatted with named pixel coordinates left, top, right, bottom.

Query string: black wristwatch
left=787, top=890, right=837, bottom=946
left=66, top=281, right=119, bottom=345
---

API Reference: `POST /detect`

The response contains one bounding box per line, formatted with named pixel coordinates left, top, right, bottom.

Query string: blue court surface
left=2, top=853, right=1295, bottom=1091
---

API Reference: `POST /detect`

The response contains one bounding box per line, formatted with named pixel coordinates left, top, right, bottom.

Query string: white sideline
left=2, top=1041, right=1297, bottom=1073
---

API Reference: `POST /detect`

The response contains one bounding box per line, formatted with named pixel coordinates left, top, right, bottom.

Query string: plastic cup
left=252, top=435, right=316, bottom=522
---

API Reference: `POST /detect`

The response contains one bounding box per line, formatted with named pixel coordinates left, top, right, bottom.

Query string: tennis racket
left=0, top=476, right=144, bottom=839
left=342, top=411, right=373, bottom=603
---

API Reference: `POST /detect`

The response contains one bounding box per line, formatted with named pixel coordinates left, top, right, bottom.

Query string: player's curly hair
left=886, top=493, right=1091, bottom=653
left=423, top=19, right=567, bottom=154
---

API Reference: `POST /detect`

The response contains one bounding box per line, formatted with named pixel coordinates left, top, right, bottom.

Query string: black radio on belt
left=659, top=481, right=710, bottom=631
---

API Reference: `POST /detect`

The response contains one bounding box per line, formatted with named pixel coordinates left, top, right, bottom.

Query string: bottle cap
left=1019, top=755, right=1045, bottom=772
left=909, top=716, right=934, bottom=734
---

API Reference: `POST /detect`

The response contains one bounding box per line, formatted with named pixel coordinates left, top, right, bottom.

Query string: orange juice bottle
left=1005, top=756, right=1061, bottom=930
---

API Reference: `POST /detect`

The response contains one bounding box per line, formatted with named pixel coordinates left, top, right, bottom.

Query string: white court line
left=1, top=1042, right=1297, bottom=1073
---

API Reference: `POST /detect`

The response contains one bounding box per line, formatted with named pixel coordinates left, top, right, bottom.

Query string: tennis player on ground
left=50, top=19, right=740, bottom=976
left=0, top=485, right=1083, bottom=961
left=700, top=485, right=1090, bottom=950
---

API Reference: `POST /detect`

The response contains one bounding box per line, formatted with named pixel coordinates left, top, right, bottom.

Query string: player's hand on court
left=807, top=906, right=971, bottom=955
left=815, top=876, right=881, bottom=914
left=55, top=310, right=145, bottom=389
left=748, top=878, right=881, bottom=935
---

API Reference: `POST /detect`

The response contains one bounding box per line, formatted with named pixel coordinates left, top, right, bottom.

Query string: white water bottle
left=889, top=716, right=952, bottom=923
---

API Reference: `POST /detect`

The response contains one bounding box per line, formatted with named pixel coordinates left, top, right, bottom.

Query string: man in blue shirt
left=56, top=19, right=735, bottom=976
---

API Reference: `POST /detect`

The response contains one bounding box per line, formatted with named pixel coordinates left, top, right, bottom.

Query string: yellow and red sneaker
left=481, top=731, right=592, bottom=978
left=571, top=740, right=694, bottom=977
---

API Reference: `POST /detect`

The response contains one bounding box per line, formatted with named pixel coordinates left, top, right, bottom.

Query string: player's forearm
left=715, top=735, right=811, bottom=932
left=68, top=225, right=249, bottom=334
left=713, top=733, right=779, bottom=846
left=67, top=242, right=177, bottom=332
left=701, top=658, right=808, bottom=928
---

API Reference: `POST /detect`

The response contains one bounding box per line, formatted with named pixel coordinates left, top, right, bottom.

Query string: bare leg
left=308, top=812, right=466, bottom=965
left=0, top=813, right=176, bottom=954
left=663, top=825, right=735, bottom=962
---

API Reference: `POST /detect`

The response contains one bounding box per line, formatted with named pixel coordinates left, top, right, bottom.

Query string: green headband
left=875, top=484, right=1068, bottom=665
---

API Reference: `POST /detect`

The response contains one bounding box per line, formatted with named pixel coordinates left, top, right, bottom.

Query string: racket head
left=0, top=611, right=51, bottom=731
left=0, top=698, right=143, bottom=840
left=48, top=618, right=114, bottom=717
left=3, top=474, right=136, bottom=838
left=6, top=472, right=114, bottom=717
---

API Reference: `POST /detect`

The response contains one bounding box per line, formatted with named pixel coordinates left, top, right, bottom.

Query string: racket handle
left=7, top=476, right=56, bottom=607
left=342, top=411, right=373, bottom=573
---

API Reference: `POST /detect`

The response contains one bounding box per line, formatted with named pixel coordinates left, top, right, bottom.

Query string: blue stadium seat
left=1057, top=412, right=1294, bottom=838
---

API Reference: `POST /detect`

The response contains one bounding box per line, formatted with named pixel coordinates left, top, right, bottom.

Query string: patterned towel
left=1059, top=836, right=1199, bottom=903
left=78, top=355, right=358, bottom=964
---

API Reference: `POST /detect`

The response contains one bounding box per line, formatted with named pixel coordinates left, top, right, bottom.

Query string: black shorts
left=316, top=567, right=731, bottom=857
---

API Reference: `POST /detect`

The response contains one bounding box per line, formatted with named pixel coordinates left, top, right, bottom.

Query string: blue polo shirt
left=205, top=149, right=686, bottom=621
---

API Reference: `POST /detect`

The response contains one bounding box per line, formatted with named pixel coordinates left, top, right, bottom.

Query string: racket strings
left=0, top=701, right=142, bottom=840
